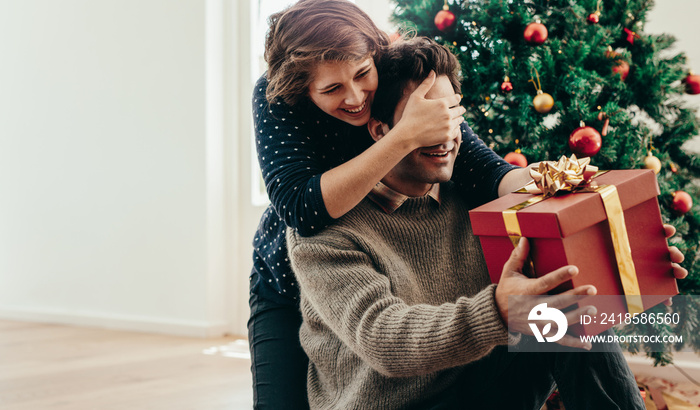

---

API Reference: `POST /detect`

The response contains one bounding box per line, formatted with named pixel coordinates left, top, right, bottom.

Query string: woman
left=248, top=1, right=533, bottom=408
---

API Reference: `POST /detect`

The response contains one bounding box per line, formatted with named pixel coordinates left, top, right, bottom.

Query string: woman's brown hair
left=264, top=0, right=390, bottom=106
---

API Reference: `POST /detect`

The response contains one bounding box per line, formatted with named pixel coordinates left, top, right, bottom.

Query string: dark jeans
left=248, top=289, right=309, bottom=410
left=418, top=334, right=645, bottom=410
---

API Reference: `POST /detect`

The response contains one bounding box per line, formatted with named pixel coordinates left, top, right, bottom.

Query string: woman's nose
left=344, top=84, right=364, bottom=106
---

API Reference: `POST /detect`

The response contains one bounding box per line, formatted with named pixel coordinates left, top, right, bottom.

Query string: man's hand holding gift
left=495, top=237, right=598, bottom=350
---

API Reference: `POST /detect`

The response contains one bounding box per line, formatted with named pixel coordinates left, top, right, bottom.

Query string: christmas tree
left=391, top=0, right=700, bottom=365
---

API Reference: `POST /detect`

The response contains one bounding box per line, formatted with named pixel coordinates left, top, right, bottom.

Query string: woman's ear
left=367, top=118, right=391, bottom=142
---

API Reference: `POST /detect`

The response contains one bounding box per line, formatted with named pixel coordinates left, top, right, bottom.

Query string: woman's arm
left=450, top=124, right=518, bottom=206
left=497, top=165, right=538, bottom=196
left=320, top=130, right=416, bottom=218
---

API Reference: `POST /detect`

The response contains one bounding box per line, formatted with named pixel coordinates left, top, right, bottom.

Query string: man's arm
left=287, top=230, right=515, bottom=378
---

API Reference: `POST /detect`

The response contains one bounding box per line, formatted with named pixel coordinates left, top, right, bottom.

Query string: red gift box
left=469, top=169, right=678, bottom=335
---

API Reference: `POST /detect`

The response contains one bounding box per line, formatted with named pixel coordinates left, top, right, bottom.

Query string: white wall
left=646, top=0, right=700, bottom=70
left=0, top=0, right=258, bottom=337
left=0, top=0, right=697, bottom=339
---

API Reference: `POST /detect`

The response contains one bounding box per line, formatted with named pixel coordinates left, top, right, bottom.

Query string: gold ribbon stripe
left=502, top=196, right=545, bottom=247
left=594, top=185, right=643, bottom=315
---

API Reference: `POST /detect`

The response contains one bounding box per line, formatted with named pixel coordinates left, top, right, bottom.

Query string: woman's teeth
left=423, top=152, right=448, bottom=157
left=343, top=102, right=366, bottom=113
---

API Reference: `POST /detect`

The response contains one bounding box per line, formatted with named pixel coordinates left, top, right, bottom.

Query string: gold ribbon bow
left=504, top=155, right=643, bottom=314
left=523, top=154, right=599, bottom=197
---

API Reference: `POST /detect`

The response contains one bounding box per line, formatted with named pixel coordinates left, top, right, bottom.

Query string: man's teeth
left=423, top=152, right=448, bottom=157
left=344, top=102, right=365, bottom=113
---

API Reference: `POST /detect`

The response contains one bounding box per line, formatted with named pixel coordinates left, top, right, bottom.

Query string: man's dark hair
left=371, top=37, right=462, bottom=126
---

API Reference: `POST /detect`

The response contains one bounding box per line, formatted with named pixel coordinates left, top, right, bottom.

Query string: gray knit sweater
left=287, top=183, right=517, bottom=409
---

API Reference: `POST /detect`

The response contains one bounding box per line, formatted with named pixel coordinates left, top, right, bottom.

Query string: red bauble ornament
left=587, top=11, right=601, bottom=24
left=568, top=124, right=602, bottom=157
left=684, top=72, right=700, bottom=95
left=500, top=76, right=513, bottom=93
left=524, top=22, right=548, bottom=45
left=606, top=48, right=629, bottom=81
left=671, top=190, right=693, bottom=214
left=504, top=151, right=528, bottom=167
left=435, top=8, right=456, bottom=32
left=612, top=60, right=630, bottom=81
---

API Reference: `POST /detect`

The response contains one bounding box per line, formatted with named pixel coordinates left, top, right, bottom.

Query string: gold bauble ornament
left=643, top=153, right=661, bottom=174
left=533, top=90, right=554, bottom=114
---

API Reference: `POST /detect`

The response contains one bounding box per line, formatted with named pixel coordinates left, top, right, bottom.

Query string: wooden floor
left=5, top=319, right=698, bottom=410
left=0, top=320, right=253, bottom=410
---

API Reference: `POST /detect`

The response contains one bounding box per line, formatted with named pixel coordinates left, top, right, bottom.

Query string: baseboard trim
left=0, top=306, right=230, bottom=338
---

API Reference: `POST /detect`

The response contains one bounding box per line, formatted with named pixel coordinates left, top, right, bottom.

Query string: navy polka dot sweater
left=251, top=74, right=516, bottom=305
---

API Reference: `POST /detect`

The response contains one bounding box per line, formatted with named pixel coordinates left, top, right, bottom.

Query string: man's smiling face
left=381, top=75, right=462, bottom=196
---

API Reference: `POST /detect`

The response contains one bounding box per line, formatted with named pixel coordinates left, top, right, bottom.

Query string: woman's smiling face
left=307, top=57, right=378, bottom=126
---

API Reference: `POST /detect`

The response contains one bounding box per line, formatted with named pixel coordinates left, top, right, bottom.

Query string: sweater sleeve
left=288, top=230, right=516, bottom=378
left=452, top=123, right=518, bottom=206
left=252, top=75, right=334, bottom=237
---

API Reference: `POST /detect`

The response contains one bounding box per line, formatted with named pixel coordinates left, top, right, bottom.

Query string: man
left=287, top=37, right=649, bottom=409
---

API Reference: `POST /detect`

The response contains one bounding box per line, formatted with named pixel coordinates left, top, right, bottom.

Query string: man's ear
left=367, top=118, right=391, bottom=142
